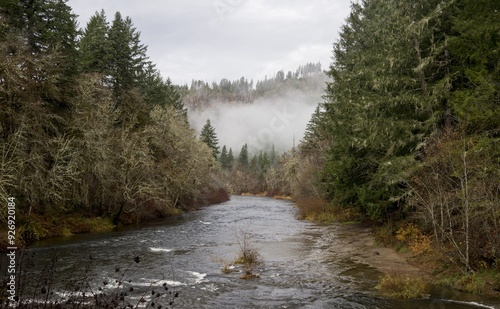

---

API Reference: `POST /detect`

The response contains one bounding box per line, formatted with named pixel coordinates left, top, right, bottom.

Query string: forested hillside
left=179, top=63, right=327, bottom=195
left=0, top=1, right=227, bottom=244
left=179, top=62, right=324, bottom=108
left=291, top=0, right=499, bottom=282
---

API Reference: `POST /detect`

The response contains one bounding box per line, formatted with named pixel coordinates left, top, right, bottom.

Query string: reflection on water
left=8, top=196, right=500, bottom=308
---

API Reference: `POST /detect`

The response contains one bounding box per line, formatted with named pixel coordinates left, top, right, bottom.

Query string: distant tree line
left=0, top=0, right=226, bottom=243
left=179, top=62, right=326, bottom=109
left=198, top=119, right=286, bottom=195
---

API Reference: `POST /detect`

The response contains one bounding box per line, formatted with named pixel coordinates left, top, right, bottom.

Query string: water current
left=18, top=196, right=500, bottom=308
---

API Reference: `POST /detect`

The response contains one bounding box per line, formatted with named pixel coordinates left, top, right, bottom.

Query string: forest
left=0, top=0, right=499, bottom=297
left=0, top=1, right=228, bottom=243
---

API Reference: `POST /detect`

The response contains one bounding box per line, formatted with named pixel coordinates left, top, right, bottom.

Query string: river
left=18, top=196, right=500, bottom=308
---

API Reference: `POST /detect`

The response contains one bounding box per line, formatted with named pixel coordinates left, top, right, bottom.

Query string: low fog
left=188, top=88, right=324, bottom=155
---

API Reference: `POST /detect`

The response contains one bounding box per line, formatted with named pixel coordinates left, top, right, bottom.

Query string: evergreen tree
left=108, top=11, right=149, bottom=98
left=301, top=105, right=327, bottom=151
left=250, top=154, right=258, bottom=170
left=227, top=147, right=234, bottom=167
left=139, top=64, right=187, bottom=119
left=219, top=145, right=230, bottom=169
left=270, top=144, right=277, bottom=165
left=79, top=9, right=109, bottom=74
left=448, top=0, right=500, bottom=132
left=322, top=0, right=454, bottom=219
left=12, top=0, right=79, bottom=102
left=238, top=143, right=249, bottom=167
left=164, top=78, right=187, bottom=119
left=200, top=119, right=219, bottom=158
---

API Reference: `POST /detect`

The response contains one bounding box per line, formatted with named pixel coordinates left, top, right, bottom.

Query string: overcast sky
left=67, top=0, right=352, bottom=85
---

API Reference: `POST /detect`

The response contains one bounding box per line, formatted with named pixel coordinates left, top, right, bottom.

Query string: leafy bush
left=396, top=223, right=432, bottom=256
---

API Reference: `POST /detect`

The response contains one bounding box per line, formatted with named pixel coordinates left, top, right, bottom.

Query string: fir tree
left=79, top=9, right=110, bottom=74
left=200, top=119, right=219, bottom=158
left=14, top=0, right=79, bottom=101
left=108, top=11, right=149, bottom=98
left=227, top=148, right=234, bottom=167
left=301, top=105, right=327, bottom=151
left=322, top=0, right=454, bottom=219
left=138, top=65, right=187, bottom=119
left=238, top=143, right=249, bottom=167
left=219, top=145, right=230, bottom=169
left=448, top=0, right=500, bottom=132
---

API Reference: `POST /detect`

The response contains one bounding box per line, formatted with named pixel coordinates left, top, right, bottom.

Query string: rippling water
left=18, top=196, right=500, bottom=308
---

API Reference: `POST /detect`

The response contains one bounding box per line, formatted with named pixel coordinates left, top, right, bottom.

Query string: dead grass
left=295, top=198, right=363, bottom=223
left=377, top=272, right=430, bottom=299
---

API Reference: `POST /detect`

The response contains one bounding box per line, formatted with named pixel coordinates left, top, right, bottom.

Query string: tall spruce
left=227, top=148, right=234, bottom=167
left=448, top=0, right=500, bottom=132
left=12, top=0, right=79, bottom=103
left=219, top=145, right=231, bottom=169
left=322, top=0, right=454, bottom=219
left=79, top=10, right=110, bottom=74
left=238, top=143, right=249, bottom=167
left=200, top=119, right=219, bottom=158
left=108, top=11, right=149, bottom=99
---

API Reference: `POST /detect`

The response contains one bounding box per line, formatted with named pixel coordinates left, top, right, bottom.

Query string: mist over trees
left=181, top=63, right=326, bottom=195
left=0, top=1, right=226, bottom=242
left=179, top=62, right=325, bottom=110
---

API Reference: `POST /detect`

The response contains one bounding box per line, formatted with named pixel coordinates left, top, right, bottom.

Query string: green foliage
left=200, top=119, right=220, bottom=158
left=238, top=143, right=249, bottom=167
left=78, top=9, right=110, bottom=74
left=318, top=0, right=459, bottom=219
left=293, top=0, right=499, bottom=277
left=219, top=145, right=233, bottom=169
left=448, top=0, right=500, bottom=132
left=78, top=10, right=187, bottom=119
left=227, top=147, right=234, bottom=167
left=108, top=11, right=149, bottom=99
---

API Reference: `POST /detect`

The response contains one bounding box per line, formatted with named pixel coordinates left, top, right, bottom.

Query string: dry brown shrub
left=377, top=272, right=429, bottom=299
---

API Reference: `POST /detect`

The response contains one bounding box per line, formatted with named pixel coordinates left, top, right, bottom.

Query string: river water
left=20, top=196, right=500, bottom=308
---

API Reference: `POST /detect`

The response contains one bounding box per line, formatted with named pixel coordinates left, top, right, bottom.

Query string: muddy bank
left=330, top=223, right=421, bottom=275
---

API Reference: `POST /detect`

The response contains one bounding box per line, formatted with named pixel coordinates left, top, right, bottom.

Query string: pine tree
left=227, top=148, right=234, bottom=168
left=12, top=0, right=79, bottom=102
left=448, top=0, right=500, bottom=132
left=219, top=145, right=230, bottom=169
left=200, top=119, right=219, bottom=158
left=322, top=0, right=454, bottom=219
left=79, top=9, right=110, bottom=74
left=108, top=11, right=149, bottom=98
left=238, top=143, right=248, bottom=167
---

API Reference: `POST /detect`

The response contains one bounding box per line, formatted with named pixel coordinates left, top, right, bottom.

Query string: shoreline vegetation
left=0, top=188, right=230, bottom=250
left=1, top=0, right=498, bottom=305
left=11, top=191, right=497, bottom=300
left=293, top=196, right=500, bottom=300
left=234, top=193, right=500, bottom=299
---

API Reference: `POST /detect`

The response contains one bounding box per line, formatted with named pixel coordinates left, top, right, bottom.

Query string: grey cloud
left=68, top=0, right=351, bottom=84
